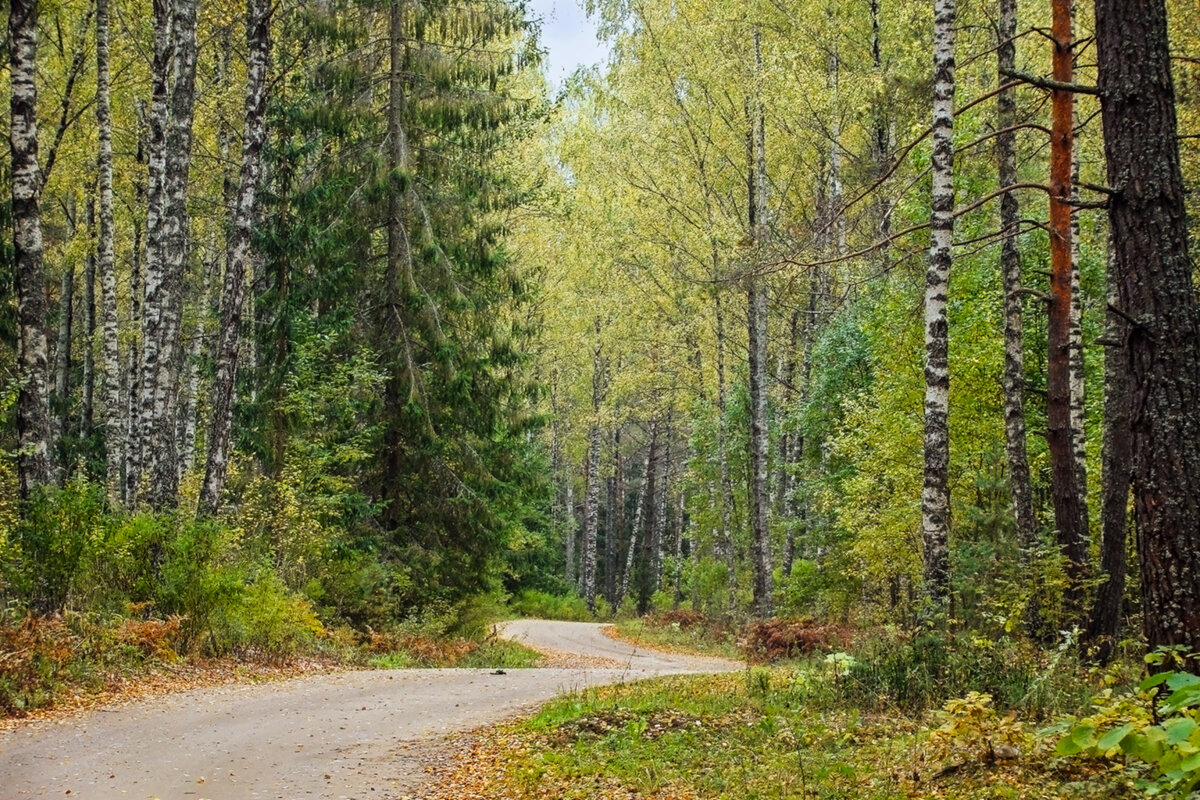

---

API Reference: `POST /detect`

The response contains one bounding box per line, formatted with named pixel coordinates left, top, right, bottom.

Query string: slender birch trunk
left=97, top=0, right=121, bottom=502
left=80, top=198, right=95, bottom=437
left=607, top=427, right=623, bottom=606
left=922, top=0, right=956, bottom=603
left=747, top=28, right=773, bottom=618
left=149, top=0, right=200, bottom=505
left=198, top=0, right=271, bottom=515
left=177, top=249, right=214, bottom=478
left=652, top=412, right=672, bottom=594
left=10, top=0, right=53, bottom=497
left=1069, top=110, right=1089, bottom=534
left=53, top=207, right=75, bottom=470
left=138, top=0, right=199, bottom=508
left=124, top=110, right=147, bottom=505
left=638, top=422, right=662, bottom=614
left=619, top=422, right=657, bottom=610
left=134, top=0, right=172, bottom=505
left=778, top=308, right=800, bottom=576
left=582, top=329, right=606, bottom=612
left=714, top=288, right=737, bottom=612
left=673, top=490, right=685, bottom=608
left=582, top=423, right=601, bottom=612
left=1046, top=0, right=1088, bottom=606
left=565, top=478, right=577, bottom=589
left=997, top=0, right=1035, bottom=550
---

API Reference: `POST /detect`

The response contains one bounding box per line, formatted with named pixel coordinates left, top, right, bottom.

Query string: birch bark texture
left=922, top=0, right=955, bottom=602
left=747, top=27, right=773, bottom=618
left=996, top=0, right=1035, bottom=551
left=1094, top=0, right=1200, bottom=660
left=10, top=0, right=53, bottom=498
left=138, top=0, right=200, bottom=508
left=199, top=0, right=272, bottom=516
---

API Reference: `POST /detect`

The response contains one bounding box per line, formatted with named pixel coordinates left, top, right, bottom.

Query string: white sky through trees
left=525, top=0, right=609, bottom=88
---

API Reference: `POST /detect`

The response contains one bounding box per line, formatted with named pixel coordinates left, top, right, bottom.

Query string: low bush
left=509, top=589, right=597, bottom=621
left=740, top=618, right=847, bottom=662
left=836, top=627, right=1091, bottom=717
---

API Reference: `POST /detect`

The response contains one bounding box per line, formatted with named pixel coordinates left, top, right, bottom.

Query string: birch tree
left=10, top=0, right=53, bottom=498
left=922, top=0, right=955, bottom=602
left=747, top=27, right=773, bottom=618
left=199, top=0, right=272, bottom=517
left=996, top=0, right=1034, bottom=550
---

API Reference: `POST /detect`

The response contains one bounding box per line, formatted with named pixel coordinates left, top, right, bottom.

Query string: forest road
left=0, top=620, right=738, bottom=799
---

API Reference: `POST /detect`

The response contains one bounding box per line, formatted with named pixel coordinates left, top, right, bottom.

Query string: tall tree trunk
left=10, top=0, right=53, bottom=498
left=997, top=0, right=1036, bottom=551
left=607, top=426, right=623, bottom=607
left=53, top=206, right=75, bottom=473
left=198, top=0, right=271, bottom=516
left=1069, top=120, right=1088, bottom=535
left=565, top=477, right=578, bottom=589
left=1095, top=0, right=1200, bottom=661
left=620, top=421, right=657, bottom=611
left=652, top=412, right=672, bottom=594
left=922, top=0, right=955, bottom=603
left=177, top=248, right=214, bottom=478
left=673, top=490, right=685, bottom=608
left=80, top=197, right=95, bottom=437
left=139, top=0, right=199, bottom=508
left=97, top=0, right=121, bottom=502
left=582, top=422, right=601, bottom=612
left=637, top=422, right=661, bottom=614
left=1047, top=0, right=1088, bottom=607
left=714, top=288, right=737, bottom=612
left=747, top=28, right=773, bottom=618
left=778, top=308, right=800, bottom=576
left=582, top=330, right=606, bottom=612
left=1086, top=243, right=1131, bottom=662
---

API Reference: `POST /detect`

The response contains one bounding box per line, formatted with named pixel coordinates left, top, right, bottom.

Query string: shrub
left=741, top=618, right=845, bottom=662
left=839, top=628, right=1087, bottom=717
left=509, top=589, right=595, bottom=621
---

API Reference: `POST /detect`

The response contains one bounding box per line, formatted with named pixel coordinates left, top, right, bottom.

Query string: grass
left=613, top=616, right=742, bottom=660
left=368, top=638, right=543, bottom=669
left=424, top=665, right=1137, bottom=800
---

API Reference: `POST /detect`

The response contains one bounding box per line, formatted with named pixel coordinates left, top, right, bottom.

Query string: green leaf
left=1122, top=732, right=1165, bottom=763
left=1166, top=718, right=1200, bottom=745
left=1166, top=672, right=1200, bottom=691
left=1140, top=672, right=1174, bottom=692
left=1098, top=724, right=1135, bottom=751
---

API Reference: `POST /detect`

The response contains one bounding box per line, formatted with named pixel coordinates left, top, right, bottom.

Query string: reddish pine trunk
left=1046, top=0, right=1089, bottom=609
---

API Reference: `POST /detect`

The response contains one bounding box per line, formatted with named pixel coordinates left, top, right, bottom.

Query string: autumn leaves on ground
left=5, top=0, right=1200, bottom=794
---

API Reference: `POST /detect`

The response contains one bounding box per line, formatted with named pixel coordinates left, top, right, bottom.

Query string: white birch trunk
left=582, top=424, right=601, bottom=612
left=10, top=0, right=53, bottom=497
left=922, top=0, right=956, bottom=602
left=997, top=0, right=1035, bottom=549
left=80, top=198, right=95, bottom=436
left=618, top=423, right=656, bottom=610
left=198, top=0, right=271, bottom=515
left=97, top=0, right=121, bottom=503
left=748, top=28, right=773, bottom=618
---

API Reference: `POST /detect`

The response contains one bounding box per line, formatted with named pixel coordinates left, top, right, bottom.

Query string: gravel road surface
left=0, top=620, right=737, bottom=799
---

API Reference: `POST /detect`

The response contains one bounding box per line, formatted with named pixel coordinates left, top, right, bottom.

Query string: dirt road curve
left=0, top=621, right=737, bottom=799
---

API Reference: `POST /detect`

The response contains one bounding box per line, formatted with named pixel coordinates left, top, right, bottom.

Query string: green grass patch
left=613, top=617, right=741, bottom=660
left=497, top=666, right=1132, bottom=799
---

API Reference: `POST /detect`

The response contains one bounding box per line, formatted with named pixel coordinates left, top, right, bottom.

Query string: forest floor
left=0, top=620, right=735, bottom=799
left=411, top=622, right=1139, bottom=800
